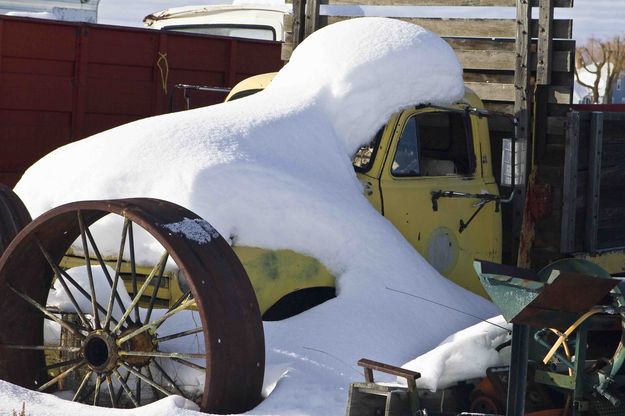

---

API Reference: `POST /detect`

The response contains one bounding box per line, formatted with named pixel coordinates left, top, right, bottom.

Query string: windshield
left=163, top=24, right=276, bottom=41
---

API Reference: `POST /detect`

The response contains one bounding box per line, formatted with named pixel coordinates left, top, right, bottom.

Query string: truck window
left=163, top=24, right=276, bottom=41
left=392, top=117, right=420, bottom=176
left=392, top=111, right=474, bottom=177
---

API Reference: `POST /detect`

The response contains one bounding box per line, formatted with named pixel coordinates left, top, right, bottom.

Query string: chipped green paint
left=233, top=246, right=336, bottom=314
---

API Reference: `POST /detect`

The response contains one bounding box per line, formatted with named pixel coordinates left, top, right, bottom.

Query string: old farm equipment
left=345, top=259, right=625, bottom=416
left=0, top=184, right=264, bottom=413
left=476, top=259, right=625, bottom=416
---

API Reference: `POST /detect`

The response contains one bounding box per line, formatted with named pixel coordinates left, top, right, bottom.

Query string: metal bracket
left=174, top=83, right=232, bottom=110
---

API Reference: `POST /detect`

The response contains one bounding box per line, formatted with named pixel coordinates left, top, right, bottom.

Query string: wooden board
left=466, top=82, right=571, bottom=104
left=323, top=17, right=572, bottom=39
left=456, top=49, right=572, bottom=72
left=288, top=0, right=573, bottom=6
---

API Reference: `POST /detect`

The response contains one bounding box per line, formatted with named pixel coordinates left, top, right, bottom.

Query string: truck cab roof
left=144, top=4, right=288, bottom=42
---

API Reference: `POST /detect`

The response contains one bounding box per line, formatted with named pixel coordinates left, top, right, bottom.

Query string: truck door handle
left=430, top=189, right=515, bottom=233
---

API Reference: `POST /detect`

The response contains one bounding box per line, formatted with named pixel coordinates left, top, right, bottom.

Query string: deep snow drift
left=11, top=18, right=498, bottom=415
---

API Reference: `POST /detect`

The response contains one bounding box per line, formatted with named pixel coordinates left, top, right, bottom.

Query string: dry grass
left=11, top=402, right=27, bottom=416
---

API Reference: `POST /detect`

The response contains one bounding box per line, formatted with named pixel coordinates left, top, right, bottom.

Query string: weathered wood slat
left=584, top=112, right=603, bottom=252
left=483, top=101, right=513, bottom=114
left=547, top=86, right=572, bottom=105
left=466, top=82, right=571, bottom=104
left=445, top=37, right=574, bottom=52
left=456, top=49, right=571, bottom=72
left=281, top=39, right=294, bottom=61
left=561, top=111, right=580, bottom=254
left=536, top=0, right=554, bottom=85
left=466, top=82, right=514, bottom=101
left=323, top=17, right=572, bottom=39
left=305, top=0, right=322, bottom=37
left=289, top=0, right=572, bottom=5
left=326, top=0, right=573, bottom=5
left=282, top=46, right=575, bottom=74
left=546, top=116, right=567, bottom=136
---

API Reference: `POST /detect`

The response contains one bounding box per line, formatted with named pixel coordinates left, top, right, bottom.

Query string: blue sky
left=98, top=0, right=625, bottom=41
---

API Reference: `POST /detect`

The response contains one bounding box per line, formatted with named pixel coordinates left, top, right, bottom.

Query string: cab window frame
left=390, top=108, right=476, bottom=178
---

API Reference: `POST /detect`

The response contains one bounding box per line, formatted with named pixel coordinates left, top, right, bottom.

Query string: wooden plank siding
left=319, top=0, right=572, bottom=5
left=560, top=112, right=625, bottom=254
left=283, top=0, right=576, bottom=268
left=321, top=17, right=572, bottom=39
left=282, top=0, right=574, bottom=114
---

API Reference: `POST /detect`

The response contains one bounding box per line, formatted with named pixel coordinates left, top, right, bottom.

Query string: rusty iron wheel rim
left=0, top=198, right=264, bottom=412
left=0, top=184, right=32, bottom=257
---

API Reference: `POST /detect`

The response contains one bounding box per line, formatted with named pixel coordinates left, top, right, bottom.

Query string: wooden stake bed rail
left=282, top=0, right=578, bottom=269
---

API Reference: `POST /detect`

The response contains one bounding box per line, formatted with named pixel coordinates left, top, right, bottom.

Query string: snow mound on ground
left=13, top=18, right=497, bottom=415
left=0, top=380, right=200, bottom=416
left=400, top=316, right=511, bottom=391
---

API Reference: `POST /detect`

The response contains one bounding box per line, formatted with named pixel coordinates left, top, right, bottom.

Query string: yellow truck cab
left=228, top=74, right=501, bottom=297
left=353, top=93, right=501, bottom=296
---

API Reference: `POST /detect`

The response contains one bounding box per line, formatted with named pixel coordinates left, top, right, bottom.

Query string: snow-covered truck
left=0, top=8, right=624, bottom=416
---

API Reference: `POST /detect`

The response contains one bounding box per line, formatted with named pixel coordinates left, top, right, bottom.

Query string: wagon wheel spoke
left=116, top=296, right=196, bottom=345
left=135, top=372, right=142, bottom=406
left=119, top=350, right=206, bottom=360
left=171, top=357, right=206, bottom=372
left=144, top=253, right=169, bottom=324
left=154, top=289, right=193, bottom=332
left=114, top=368, right=139, bottom=408
left=77, top=211, right=101, bottom=330
left=156, top=326, right=203, bottom=343
left=85, top=217, right=133, bottom=330
left=128, top=222, right=140, bottom=324
left=145, top=365, right=161, bottom=401
left=35, top=239, right=91, bottom=330
left=151, top=359, right=185, bottom=397
left=112, top=251, right=170, bottom=335
left=45, top=357, right=84, bottom=371
left=119, top=362, right=172, bottom=397
left=72, top=371, right=93, bottom=402
left=36, top=244, right=121, bottom=328
left=93, top=374, right=102, bottom=406
left=113, top=368, right=132, bottom=406
left=8, top=285, right=84, bottom=339
left=1, top=344, right=81, bottom=353
left=37, top=360, right=86, bottom=392
left=106, top=375, right=116, bottom=408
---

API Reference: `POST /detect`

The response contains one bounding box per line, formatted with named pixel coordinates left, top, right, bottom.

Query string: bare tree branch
left=576, top=34, right=625, bottom=103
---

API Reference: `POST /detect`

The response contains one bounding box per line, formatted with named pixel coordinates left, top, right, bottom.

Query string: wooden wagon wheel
left=0, top=198, right=264, bottom=413
left=0, top=184, right=32, bottom=257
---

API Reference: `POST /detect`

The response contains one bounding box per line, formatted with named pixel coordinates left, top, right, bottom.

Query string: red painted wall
left=0, top=16, right=283, bottom=187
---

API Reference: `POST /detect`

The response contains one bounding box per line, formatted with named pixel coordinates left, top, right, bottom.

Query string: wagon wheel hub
left=119, top=328, right=157, bottom=367
left=83, top=331, right=119, bottom=373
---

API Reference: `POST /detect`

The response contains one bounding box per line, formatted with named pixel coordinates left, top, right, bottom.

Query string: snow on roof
left=144, top=3, right=288, bottom=24
left=12, top=17, right=496, bottom=415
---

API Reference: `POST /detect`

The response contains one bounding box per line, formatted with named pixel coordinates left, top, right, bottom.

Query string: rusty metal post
left=507, top=323, right=530, bottom=416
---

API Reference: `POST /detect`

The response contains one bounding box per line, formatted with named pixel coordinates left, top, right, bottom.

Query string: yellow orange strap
left=543, top=308, right=601, bottom=365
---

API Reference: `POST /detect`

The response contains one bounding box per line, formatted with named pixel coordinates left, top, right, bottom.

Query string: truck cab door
left=379, top=107, right=501, bottom=296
